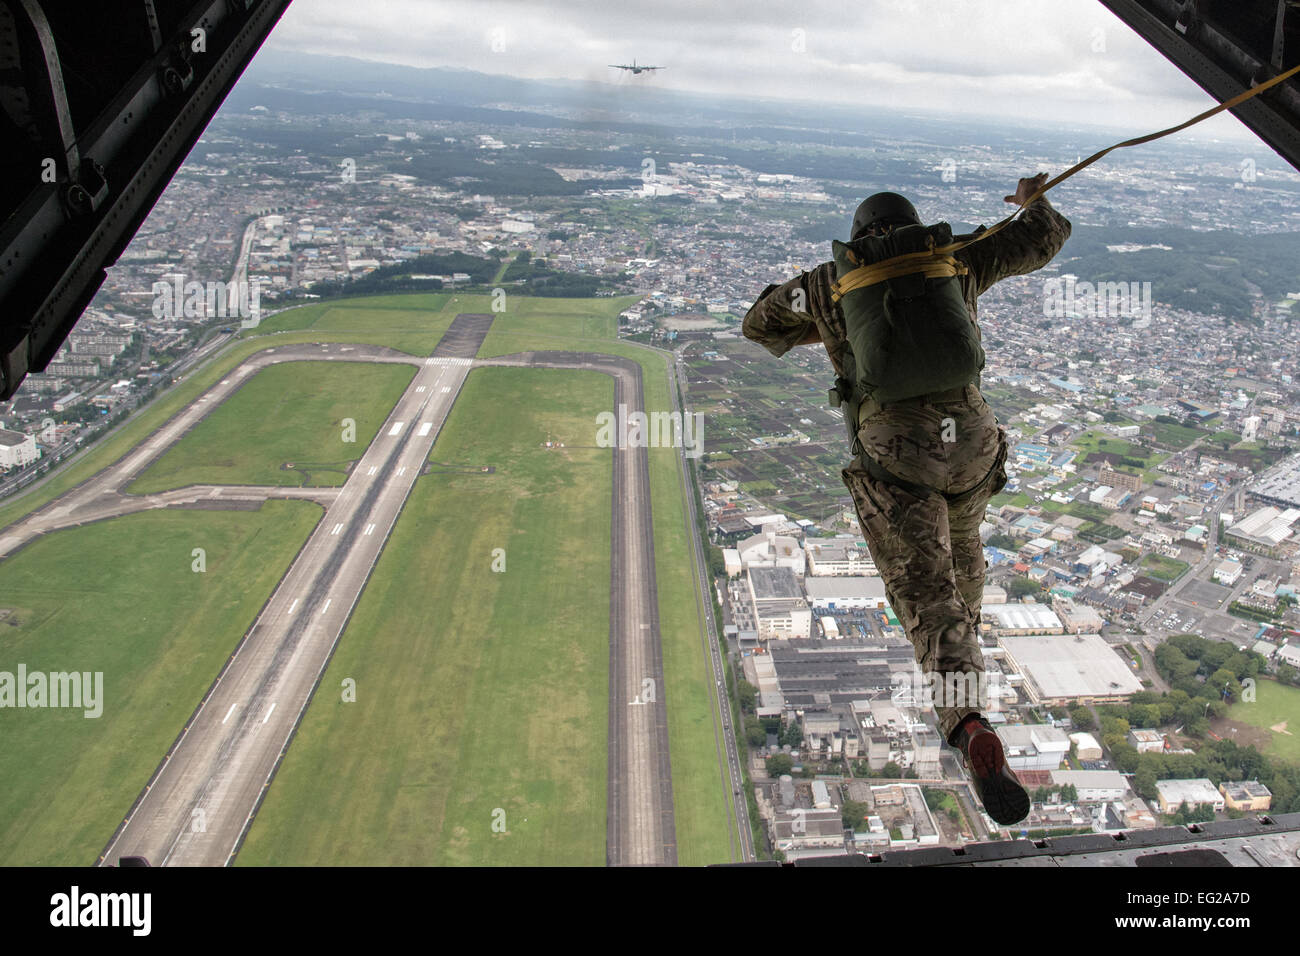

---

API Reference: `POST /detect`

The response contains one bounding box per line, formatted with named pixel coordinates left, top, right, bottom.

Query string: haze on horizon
left=266, top=0, right=1263, bottom=148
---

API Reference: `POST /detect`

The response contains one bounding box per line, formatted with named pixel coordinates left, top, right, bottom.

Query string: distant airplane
left=609, top=59, right=663, bottom=74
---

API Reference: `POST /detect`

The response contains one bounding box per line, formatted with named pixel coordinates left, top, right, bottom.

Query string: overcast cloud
left=266, top=0, right=1261, bottom=144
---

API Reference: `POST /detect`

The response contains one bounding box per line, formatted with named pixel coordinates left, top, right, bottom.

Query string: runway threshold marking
left=320, top=599, right=331, bottom=615
left=364, top=524, right=376, bottom=535
left=331, top=523, right=343, bottom=535
left=263, top=703, right=276, bottom=724
left=222, top=704, right=237, bottom=724
left=418, top=422, right=433, bottom=436
left=389, top=422, right=405, bottom=436
left=288, top=599, right=298, bottom=614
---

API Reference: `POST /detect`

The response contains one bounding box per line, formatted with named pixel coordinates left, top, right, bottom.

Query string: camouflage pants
left=840, top=384, right=1008, bottom=744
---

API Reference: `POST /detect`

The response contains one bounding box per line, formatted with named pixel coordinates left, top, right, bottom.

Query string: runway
left=96, top=331, right=482, bottom=866
left=483, top=351, right=676, bottom=865
left=0, top=316, right=678, bottom=866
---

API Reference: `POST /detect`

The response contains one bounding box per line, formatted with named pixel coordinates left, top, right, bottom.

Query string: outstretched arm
left=962, top=172, right=1072, bottom=296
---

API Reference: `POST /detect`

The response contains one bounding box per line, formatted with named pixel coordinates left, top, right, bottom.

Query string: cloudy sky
left=266, top=0, right=1260, bottom=144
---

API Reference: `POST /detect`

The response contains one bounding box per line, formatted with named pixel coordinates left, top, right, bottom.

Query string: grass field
left=0, top=502, right=322, bottom=865
left=1225, top=678, right=1300, bottom=765
left=1143, top=420, right=1209, bottom=450
left=238, top=367, right=612, bottom=865
left=129, top=362, right=413, bottom=493
left=1138, top=553, right=1191, bottom=582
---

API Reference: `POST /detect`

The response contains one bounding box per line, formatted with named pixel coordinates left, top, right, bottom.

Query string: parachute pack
left=827, top=221, right=985, bottom=450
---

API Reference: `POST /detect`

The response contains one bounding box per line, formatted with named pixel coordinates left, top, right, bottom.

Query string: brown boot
left=952, top=714, right=1030, bottom=826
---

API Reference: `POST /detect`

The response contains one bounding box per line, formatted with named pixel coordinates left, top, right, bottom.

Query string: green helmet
left=850, top=192, right=921, bottom=240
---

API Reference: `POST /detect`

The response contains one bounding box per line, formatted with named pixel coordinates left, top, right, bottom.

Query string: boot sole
left=967, top=730, right=1030, bottom=826
left=977, top=768, right=1031, bottom=826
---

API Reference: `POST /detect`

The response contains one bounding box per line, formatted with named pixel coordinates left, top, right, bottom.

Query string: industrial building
left=1156, top=778, right=1225, bottom=814
left=1225, top=506, right=1299, bottom=554
left=1247, top=454, right=1300, bottom=510
left=804, top=575, right=888, bottom=611
left=746, top=567, right=811, bottom=640
left=996, top=723, right=1071, bottom=771
left=0, top=428, right=38, bottom=470
left=1049, top=769, right=1130, bottom=802
left=980, top=603, right=1064, bottom=635
left=1068, top=732, right=1102, bottom=761
left=1127, top=729, right=1166, bottom=753
left=999, top=633, right=1144, bottom=705
left=1213, top=559, right=1245, bottom=585
left=1054, top=598, right=1105, bottom=634
left=805, top=538, right=877, bottom=576
left=1219, top=780, right=1272, bottom=812
left=735, top=530, right=805, bottom=576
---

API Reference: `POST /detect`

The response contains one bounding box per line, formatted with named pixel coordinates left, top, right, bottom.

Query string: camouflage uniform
left=743, top=197, right=1072, bottom=743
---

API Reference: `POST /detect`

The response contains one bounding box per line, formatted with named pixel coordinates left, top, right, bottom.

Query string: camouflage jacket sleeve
left=741, top=261, right=853, bottom=380
left=957, top=196, right=1072, bottom=296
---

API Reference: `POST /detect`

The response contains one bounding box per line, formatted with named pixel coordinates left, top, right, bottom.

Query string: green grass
left=128, top=362, right=413, bottom=493
left=1143, top=420, right=1208, bottom=450
left=238, top=368, right=611, bottom=865
left=0, top=501, right=322, bottom=865
left=1068, top=430, right=1169, bottom=481
left=1226, top=678, right=1300, bottom=765
left=1138, top=553, right=1191, bottom=582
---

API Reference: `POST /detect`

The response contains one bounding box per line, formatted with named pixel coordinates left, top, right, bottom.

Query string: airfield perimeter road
left=0, top=312, right=680, bottom=865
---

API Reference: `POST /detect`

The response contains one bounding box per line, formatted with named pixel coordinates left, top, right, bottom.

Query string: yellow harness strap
left=830, top=59, right=1300, bottom=303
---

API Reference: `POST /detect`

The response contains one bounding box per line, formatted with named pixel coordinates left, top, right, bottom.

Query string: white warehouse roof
left=982, top=603, right=1063, bottom=631
left=805, top=576, right=887, bottom=601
